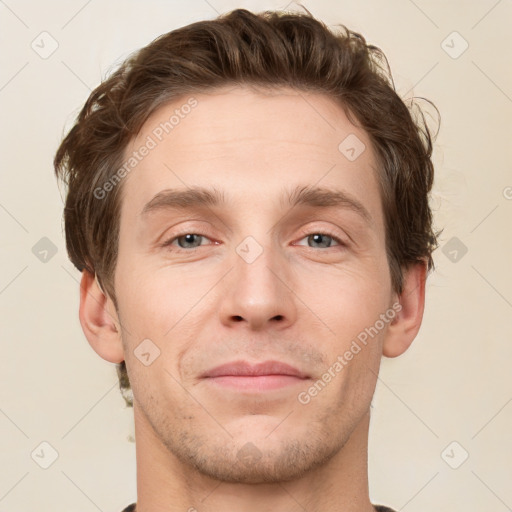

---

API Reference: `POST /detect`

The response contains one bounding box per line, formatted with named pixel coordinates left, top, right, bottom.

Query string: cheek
left=114, top=255, right=219, bottom=351
left=309, top=262, right=391, bottom=337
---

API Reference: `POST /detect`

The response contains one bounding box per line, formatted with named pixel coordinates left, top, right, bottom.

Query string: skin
left=79, top=85, right=426, bottom=512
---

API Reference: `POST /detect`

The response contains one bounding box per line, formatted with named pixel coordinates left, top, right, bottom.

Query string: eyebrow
left=284, top=185, right=372, bottom=224
left=140, top=184, right=372, bottom=225
left=141, top=187, right=227, bottom=217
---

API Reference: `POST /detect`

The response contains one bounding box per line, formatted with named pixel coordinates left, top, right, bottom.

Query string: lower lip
left=205, top=375, right=308, bottom=391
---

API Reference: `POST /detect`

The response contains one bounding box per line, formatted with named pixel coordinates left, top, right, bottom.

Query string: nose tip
left=218, top=255, right=296, bottom=331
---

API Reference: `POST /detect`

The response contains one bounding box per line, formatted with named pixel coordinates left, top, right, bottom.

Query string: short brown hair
left=54, top=7, right=441, bottom=407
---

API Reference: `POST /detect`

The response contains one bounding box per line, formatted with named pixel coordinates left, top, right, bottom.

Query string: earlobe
left=382, top=261, right=427, bottom=358
left=79, top=270, right=125, bottom=363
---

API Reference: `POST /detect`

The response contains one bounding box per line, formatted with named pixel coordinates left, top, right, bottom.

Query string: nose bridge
left=218, top=234, right=296, bottom=330
left=237, top=236, right=280, bottom=297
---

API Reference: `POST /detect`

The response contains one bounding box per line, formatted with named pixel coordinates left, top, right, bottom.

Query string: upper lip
left=201, top=360, right=309, bottom=379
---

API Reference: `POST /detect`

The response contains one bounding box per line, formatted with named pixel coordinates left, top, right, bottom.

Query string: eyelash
left=160, top=229, right=347, bottom=252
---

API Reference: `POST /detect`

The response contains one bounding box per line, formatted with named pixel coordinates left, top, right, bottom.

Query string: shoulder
left=119, top=502, right=396, bottom=512
left=373, top=505, right=397, bottom=512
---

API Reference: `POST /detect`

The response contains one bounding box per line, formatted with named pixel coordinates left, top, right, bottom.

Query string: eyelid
left=293, top=229, right=347, bottom=247
left=161, top=229, right=347, bottom=253
left=160, top=231, right=216, bottom=249
left=158, top=220, right=216, bottom=245
left=158, top=218, right=350, bottom=250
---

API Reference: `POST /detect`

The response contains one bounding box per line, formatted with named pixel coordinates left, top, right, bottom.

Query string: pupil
left=311, top=234, right=330, bottom=248
left=181, top=234, right=199, bottom=247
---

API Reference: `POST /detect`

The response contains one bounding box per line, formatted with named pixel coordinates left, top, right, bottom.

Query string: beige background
left=1, top=0, right=511, bottom=510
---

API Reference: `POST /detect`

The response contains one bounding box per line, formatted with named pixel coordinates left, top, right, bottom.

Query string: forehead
left=119, top=85, right=382, bottom=225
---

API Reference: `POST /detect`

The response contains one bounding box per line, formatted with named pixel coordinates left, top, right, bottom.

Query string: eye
left=160, top=231, right=346, bottom=252
left=295, top=232, right=345, bottom=249
left=161, top=233, right=213, bottom=251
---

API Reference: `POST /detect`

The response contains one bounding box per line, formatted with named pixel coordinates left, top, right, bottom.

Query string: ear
left=78, top=270, right=125, bottom=364
left=382, top=261, right=427, bottom=358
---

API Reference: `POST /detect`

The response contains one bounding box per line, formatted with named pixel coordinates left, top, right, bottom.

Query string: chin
left=172, top=431, right=342, bottom=484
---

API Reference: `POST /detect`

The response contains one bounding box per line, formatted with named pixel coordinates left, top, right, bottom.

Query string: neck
left=132, top=406, right=376, bottom=512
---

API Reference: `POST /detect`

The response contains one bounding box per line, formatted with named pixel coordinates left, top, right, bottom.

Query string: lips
left=201, top=360, right=309, bottom=379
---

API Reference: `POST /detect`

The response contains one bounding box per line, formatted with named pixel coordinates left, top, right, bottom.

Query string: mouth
left=201, top=360, right=310, bottom=392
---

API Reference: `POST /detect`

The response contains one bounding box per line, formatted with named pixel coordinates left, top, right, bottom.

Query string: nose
left=218, top=243, right=297, bottom=331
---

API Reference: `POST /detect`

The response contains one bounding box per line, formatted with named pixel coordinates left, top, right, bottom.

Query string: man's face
left=114, top=85, right=396, bottom=483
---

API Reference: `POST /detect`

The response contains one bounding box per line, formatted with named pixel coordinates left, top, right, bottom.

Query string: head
left=54, top=8, right=439, bottom=483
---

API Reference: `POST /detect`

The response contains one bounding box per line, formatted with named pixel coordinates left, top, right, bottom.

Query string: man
left=54, top=7, right=440, bottom=512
